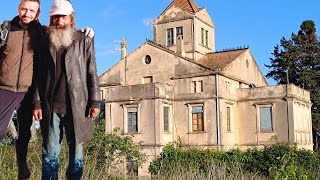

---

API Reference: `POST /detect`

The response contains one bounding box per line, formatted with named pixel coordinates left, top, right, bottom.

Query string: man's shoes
left=18, top=163, right=31, bottom=180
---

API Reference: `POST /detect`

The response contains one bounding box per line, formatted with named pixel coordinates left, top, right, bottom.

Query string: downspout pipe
left=154, top=86, right=157, bottom=155
left=192, top=16, right=196, bottom=60
left=286, top=84, right=290, bottom=144
left=124, top=57, right=127, bottom=85
left=107, top=89, right=113, bottom=133
left=110, top=104, right=113, bottom=133
left=216, top=74, right=221, bottom=150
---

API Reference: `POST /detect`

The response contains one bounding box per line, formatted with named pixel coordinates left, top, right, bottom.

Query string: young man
left=0, top=1, right=41, bottom=179
left=0, top=0, right=40, bottom=140
left=32, top=0, right=101, bottom=179
left=0, top=1, right=94, bottom=179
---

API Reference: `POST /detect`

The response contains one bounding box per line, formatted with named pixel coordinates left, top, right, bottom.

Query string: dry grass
left=0, top=135, right=132, bottom=180
left=1, top=134, right=268, bottom=180
left=1, top=139, right=266, bottom=180
left=151, top=164, right=267, bottom=180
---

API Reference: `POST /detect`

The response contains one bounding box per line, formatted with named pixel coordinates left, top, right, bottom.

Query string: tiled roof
left=197, top=49, right=248, bottom=70
left=169, top=0, right=200, bottom=14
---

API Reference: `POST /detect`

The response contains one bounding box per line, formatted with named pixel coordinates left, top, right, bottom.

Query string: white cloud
left=97, top=49, right=119, bottom=57
left=102, top=5, right=127, bottom=17
left=142, top=18, right=155, bottom=27
left=96, top=42, right=120, bottom=57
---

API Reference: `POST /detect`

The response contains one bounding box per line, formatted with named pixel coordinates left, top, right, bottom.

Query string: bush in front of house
left=149, top=143, right=320, bottom=179
left=85, top=121, right=147, bottom=177
left=242, top=144, right=320, bottom=179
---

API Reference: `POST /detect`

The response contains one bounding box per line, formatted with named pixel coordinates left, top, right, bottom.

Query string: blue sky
left=1, top=0, right=319, bottom=85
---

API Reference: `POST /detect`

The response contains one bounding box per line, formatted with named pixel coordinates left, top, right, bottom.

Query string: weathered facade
left=99, top=0, right=313, bottom=176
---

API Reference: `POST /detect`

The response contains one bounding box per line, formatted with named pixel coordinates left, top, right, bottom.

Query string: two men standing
left=0, top=0, right=100, bottom=179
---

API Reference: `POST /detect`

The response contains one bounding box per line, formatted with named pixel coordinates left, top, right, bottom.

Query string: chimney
left=176, top=35, right=185, bottom=57
left=121, top=38, right=127, bottom=59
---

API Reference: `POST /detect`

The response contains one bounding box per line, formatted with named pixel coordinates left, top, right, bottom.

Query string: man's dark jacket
left=33, top=30, right=101, bottom=144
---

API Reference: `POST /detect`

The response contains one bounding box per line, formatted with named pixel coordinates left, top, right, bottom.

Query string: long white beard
left=49, top=26, right=75, bottom=50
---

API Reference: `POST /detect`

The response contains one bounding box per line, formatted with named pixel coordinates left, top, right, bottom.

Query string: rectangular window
left=260, top=107, right=273, bottom=131
left=201, top=28, right=205, bottom=45
left=199, top=81, right=203, bottom=92
left=164, top=107, right=169, bottom=132
left=167, top=28, right=174, bottom=46
left=176, top=26, right=183, bottom=37
left=191, top=80, right=204, bottom=93
left=192, top=106, right=204, bottom=131
left=227, top=107, right=231, bottom=132
left=205, top=30, right=208, bottom=47
left=225, top=81, right=230, bottom=94
left=100, top=90, right=104, bottom=100
left=201, top=28, right=209, bottom=46
left=128, top=108, right=138, bottom=132
left=191, top=81, right=197, bottom=93
left=143, top=76, right=153, bottom=84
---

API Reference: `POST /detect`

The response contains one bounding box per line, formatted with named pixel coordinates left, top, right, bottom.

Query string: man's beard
left=48, top=25, right=75, bottom=50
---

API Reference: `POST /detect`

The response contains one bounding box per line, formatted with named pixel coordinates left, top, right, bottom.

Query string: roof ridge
left=146, top=40, right=175, bottom=54
left=187, top=0, right=199, bottom=12
left=213, top=47, right=249, bottom=54
left=172, top=0, right=200, bottom=13
left=197, top=48, right=249, bottom=70
left=146, top=40, right=210, bottom=70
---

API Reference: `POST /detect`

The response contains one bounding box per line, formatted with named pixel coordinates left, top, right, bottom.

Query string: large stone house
left=99, top=0, right=313, bottom=175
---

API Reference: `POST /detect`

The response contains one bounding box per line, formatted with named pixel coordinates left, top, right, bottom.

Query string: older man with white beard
left=48, top=16, right=75, bottom=50
left=32, top=0, right=101, bottom=179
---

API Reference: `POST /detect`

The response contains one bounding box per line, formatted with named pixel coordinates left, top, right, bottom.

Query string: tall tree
left=265, top=20, right=320, bottom=151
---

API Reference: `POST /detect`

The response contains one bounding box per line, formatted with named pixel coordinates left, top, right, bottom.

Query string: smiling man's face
left=18, top=0, right=40, bottom=25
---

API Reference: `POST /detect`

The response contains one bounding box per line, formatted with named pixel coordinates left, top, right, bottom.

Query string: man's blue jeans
left=42, top=112, right=83, bottom=180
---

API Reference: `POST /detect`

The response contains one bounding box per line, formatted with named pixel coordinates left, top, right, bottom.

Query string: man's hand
left=87, top=108, right=100, bottom=119
left=33, top=109, right=42, bottom=122
left=81, top=27, right=94, bottom=38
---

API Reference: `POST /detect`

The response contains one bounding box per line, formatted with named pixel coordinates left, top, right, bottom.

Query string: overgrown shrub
left=85, top=121, right=147, bottom=176
left=149, top=143, right=320, bottom=179
left=148, top=143, right=246, bottom=179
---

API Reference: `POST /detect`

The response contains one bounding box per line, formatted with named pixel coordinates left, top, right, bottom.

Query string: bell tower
left=153, top=0, right=215, bottom=60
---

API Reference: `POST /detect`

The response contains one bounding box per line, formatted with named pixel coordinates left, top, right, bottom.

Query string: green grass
left=0, top=135, right=130, bottom=180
